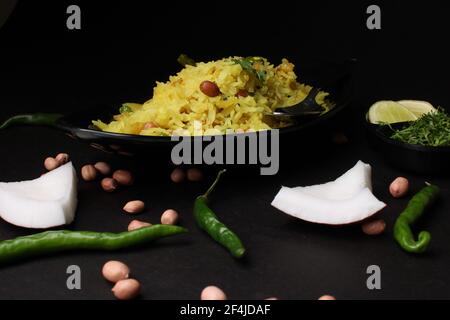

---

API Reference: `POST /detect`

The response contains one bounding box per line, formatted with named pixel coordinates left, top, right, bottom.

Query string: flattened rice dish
left=93, top=56, right=332, bottom=136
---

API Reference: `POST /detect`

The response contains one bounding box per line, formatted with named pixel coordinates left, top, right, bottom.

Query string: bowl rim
left=365, top=119, right=450, bottom=153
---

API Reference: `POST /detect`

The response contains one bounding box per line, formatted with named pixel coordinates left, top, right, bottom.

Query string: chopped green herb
left=390, top=109, right=450, bottom=147
left=236, top=58, right=252, bottom=70
left=233, top=57, right=266, bottom=83
left=119, top=105, right=132, bottom=114
left=256, top=70, right=266, bottom=82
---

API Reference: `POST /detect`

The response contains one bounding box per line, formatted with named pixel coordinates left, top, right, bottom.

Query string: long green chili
left=393, top=184, right=439, bottom=253
left=194, top=170, right=246, bottom=258
left=0, top=113, right=63, bottom=130
left=0, top=225, right=187, bottom=264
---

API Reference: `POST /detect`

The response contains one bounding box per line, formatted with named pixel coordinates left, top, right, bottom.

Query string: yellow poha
left=93, top=57, right=331, bottom=136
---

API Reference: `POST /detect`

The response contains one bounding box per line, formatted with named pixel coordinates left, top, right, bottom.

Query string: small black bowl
left=365, top=120, right=450, bottom=174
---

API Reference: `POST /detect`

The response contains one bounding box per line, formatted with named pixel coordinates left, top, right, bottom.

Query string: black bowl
left=366, top=121, right=450, bottom=174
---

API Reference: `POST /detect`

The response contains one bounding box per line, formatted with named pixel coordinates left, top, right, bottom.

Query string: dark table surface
left=0, top=1, right=449, bottom=300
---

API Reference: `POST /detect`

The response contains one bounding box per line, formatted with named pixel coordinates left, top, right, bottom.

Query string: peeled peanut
left=44, top=157, right=59, bottom=171
left=170, top=168, right=186, bottom=183
left=101, top=177, right=118, bottom=192
left=112, top=279, right=140, bottom=300
left=113, top=170, right=134, bottom=186
left=187, top=168, right=203, bottom=182
left=128, top=220, right=152, bottom=231
left=201, top=286, right=227, bottom=300
left=362, top=219, right=386, bottom=235
left=81, top=165, right=98, bottom=181
left=94, top=162, right=112, bottom=176
left=102, top=261, right=130, bottom=283
left=318, top=295, right=336, bottom=300
left=332, top=132, right=349, bottom=145
left=144, top=122, right=156, bottom=129
left=123, top=200, right=145, bottom=214
left=161, top=209, right=179, bottom=225
left=55, top=153, right=69, bottom=165
left=389, top=177, right=409, bottom=198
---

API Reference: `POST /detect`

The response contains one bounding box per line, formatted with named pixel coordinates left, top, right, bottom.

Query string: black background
left=0, top=0, right=449, bottom=300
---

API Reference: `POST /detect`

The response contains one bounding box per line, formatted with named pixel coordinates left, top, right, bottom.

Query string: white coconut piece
left=0, top=162, right=78, bottom=228
left=271, top=187, right=386, bottom=225
left=272, top=161, right=386, bottom=225
left=293, top=161, right=372, bottom=200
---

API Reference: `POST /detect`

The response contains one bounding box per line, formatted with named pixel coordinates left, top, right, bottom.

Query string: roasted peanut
left=112, top=279, right=140, bottom=300
left=113, top=170, right=134, bottom=186
left=362, top=219, right=386, bottom=235
left=94, top=162, right=112, bottom=176
left=236, top=89, right=248, bottom=97
left=187, top=168, right=203, bottom=182
left=318, top=295, right=336, bottom=300
left=170, top=168, right=186, bottom=183
left=102, top=261, right=130, bottom=283
left=389, top=177, right=409, bottom=198
left=127, top=220, right=152, bottom=231
left=81, top=164, right=98, bottom=181
left=200, top=81, right=220, bottom=97
left=44, top=157, right=59, bottom=171
left=332, top=132, right=349, bottom=145
left=101, top=177, right=118, bottom=192
left=201, top=286, right=227, bottom=300
left=123, top=200, right=145, bottom=214
left=55, top=153, right=69, bottom=165
left=161, top=209, right=179, bottom=225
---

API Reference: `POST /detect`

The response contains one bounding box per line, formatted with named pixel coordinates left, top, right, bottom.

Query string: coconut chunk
left=293, top=161, right=372, bottom=200
left=272, top=187, right=385, bottom=225
left=272, top=161, right=385, bottom=225
left=0, top=162, right=78, bottom=228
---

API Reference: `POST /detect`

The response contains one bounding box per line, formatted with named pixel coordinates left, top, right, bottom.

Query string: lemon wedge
left=368, top=100, right=418, bottom=124
left=397, top=100, right=437, bottom=117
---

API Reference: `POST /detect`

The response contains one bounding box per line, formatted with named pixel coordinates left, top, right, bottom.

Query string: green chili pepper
left=0, top=113, right=63, bottom=130
left=0, top=225, right=187, bottom=264
left=194, top=170, right=246, bottom=258
left=394, top=184, right=439, bottom=254
left=177, top=54, right=196, bottom=67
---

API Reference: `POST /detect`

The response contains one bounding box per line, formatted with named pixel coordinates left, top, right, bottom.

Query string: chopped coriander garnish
left=233, top=57, right=266, bottom=83
left=390, top=109, right=450, bottom=147
left=256, top=70, right=266, bottom=82
left=119, top=105, right=132, bottom=114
